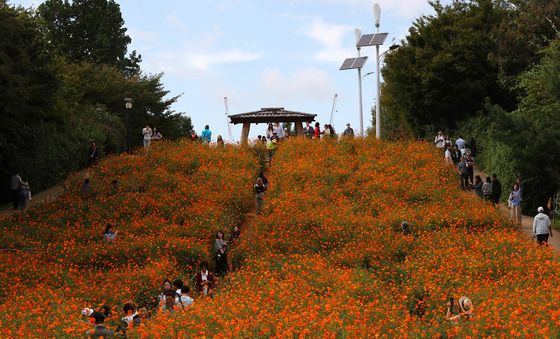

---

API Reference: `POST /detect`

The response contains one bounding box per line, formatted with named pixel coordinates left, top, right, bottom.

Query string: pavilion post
left=295, top=121, right=304, bottom=136
left=241, top=122, right=251, bottom=145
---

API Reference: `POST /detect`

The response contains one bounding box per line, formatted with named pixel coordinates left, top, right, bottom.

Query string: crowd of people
left=435, top=130, right=556, bottom=246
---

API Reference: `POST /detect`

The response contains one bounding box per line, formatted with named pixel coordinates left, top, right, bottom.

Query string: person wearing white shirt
left=142, top=125, right=152, bottom=148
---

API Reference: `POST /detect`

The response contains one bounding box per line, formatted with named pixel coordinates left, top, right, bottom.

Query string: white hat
left=81, top=308, right=94, bottom=316
left=538, top=206, right=544, bottom=213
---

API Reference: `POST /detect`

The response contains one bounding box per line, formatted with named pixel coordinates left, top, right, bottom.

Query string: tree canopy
left=0, top=0, right=192, bottom=204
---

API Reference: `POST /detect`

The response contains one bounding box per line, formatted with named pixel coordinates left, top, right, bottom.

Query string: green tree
left=0, top=1, right=59, bottom=198
left=37, top=0, right=141, bottom=74
left=381, top=0, right=509, bottom=137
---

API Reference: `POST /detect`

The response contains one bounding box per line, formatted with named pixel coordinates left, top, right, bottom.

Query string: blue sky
left=11, top=0, right=443, bottom=141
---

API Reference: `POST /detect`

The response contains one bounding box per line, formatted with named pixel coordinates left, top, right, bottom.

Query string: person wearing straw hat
left=533, top=206, right=552, bottom=245
left=446, top=296, right=473, bottom=322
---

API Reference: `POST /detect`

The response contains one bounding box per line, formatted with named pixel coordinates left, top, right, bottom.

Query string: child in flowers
left=446, top=296, right=473, bottom=322
left=103, top=224, right=118, bottom=242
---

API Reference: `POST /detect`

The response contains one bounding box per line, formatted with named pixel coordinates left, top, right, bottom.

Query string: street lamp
left=373, top=3, right=382, bottom=139
left=124, top=97, right=133, bottom=153
left=355, top=28, right=365, bottom=137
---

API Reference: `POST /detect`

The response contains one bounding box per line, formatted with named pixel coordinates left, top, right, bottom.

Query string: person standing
left=10, top=172, right=22, bottom=210
left=491, top=174, right=502, bottom=204
left=482, top=177, right=493, bottom=200
left=304, top=122, right=314, bottom=139
left=434, top=131, right=445, bottom=149
left=216, top=135, right=225, bottom=147
left=444, top=147, right=453, bottom=165
left=508, top=183, right=523, bottom=227
left=465, top=153, right=475, bottom=185
left=455, top=136, right=466, bottom=152
left=533, top=206, right=552, bottom=245
left=151, top=127, right=163, bottom=141
left=88, top=141, right=98, bottom=167
left=343, top=123, right=354, bottom=138
left=473, top=175, right=483, bottom=198
left=255, top=177, right=267, bottom=215
left=214, top=231, right=228, bottom=276
left=142, top=125, right=152, bottom=149
left=314, top=122, right=321, bottom=139
left=458, top=157, right=469, bottom=189
left=201, top=125, right=212, bottom=144
left=19, top=178, right=31, bottom=210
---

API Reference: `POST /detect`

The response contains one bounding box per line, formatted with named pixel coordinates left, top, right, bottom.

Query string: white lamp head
left=354, top=28, right=362, bottom=45
left=373, top=3, right=381, bottom=28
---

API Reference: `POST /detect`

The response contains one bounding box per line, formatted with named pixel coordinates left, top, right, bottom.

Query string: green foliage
left=0, top=1, right=192, bottom=204
left=381, top=0, right=509, bottom=136
left=37, top=0, right=140, bottom=74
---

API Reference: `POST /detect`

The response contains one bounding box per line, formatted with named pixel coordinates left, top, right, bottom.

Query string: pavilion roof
left=229, top=107, right=316, bottom=124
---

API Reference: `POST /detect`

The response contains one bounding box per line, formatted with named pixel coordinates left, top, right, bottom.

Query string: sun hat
left=538, top=206, right=544, bottom=212
left=459, top=296, right=472, bottom=312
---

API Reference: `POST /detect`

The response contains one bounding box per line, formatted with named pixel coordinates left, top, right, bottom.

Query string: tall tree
left=381, top=0, right=509, bottom=136
left=37, top=0, right=141, bottom=74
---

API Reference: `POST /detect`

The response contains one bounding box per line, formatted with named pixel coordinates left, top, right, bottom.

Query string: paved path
left=473, top=168, right=560, bottom=251
left=0, top=169, right=90, bottom=218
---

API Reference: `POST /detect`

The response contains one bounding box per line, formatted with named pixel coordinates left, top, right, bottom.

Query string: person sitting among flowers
left=83, top=305, right=114, bottom=337
left=195, top=261, right=215, bottom=297
left=103, top=224, right=118, bottom=242
left=446, top=296, right=473, bottom=322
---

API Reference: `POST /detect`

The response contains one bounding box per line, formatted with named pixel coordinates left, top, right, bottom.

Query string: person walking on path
left=18, top=178, right=31, bottom=210
left=434, top=131, right=445, bottom=149
left=508, top=183, right=523, bottom=227
left=255, top=177, right=267, bottom=215
left=533, top=206, right=552, bottom=246
left=142, top=125, right=152, bottom=149
left=88, top=141, right=98, bottom=167
left=482, top=177, right=493, bottom=201
left=491, top=174, right=502, bottom=204
left=10, top=172, right=22, bottom=210
left=458, top=157, right=469, bottom=189
left=201, top=125, right=212, bottom=144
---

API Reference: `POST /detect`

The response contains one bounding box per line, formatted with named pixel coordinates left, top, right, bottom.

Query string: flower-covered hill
left=0, top=141, right=258, bottom=337
left=137, top=138, right=560, bottom=338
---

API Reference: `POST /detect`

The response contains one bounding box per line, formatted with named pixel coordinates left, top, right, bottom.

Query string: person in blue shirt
left=201, top=125, right=212, bottom=144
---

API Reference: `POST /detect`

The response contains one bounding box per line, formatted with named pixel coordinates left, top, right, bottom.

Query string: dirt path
left=0, top=169, right=90, bottom=218
left=473, top=168, right=560, bottom=251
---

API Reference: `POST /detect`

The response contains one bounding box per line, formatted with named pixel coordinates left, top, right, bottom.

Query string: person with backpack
left=533, top=206, right=552, bottom=245
left=491, top=174, right=502, bottom=204
left=457, top=157, right=469, bottom=189
left=482, top=177, right=493, bottom=200
left=508, top=183, right=523, bottom=227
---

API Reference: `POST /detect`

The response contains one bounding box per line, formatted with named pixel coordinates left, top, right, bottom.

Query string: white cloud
left=261, top=69, right=335, bottom=101
left=300, top=0, right=435, bottom=18
left=187, top=49, right=263, bottom=71
left=304, top=19, right=356, bottom=63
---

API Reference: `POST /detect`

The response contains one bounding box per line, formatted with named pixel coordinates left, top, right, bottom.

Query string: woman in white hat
left=446, top=296, right=473, bottom=322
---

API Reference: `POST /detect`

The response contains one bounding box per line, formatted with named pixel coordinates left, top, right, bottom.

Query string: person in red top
left=313, top=122, right=321, bottom=139
left=195, top=261, right=215, bottom=297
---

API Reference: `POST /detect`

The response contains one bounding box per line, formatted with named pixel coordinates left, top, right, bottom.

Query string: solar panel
left=356, top=32, right=388, bottom=47
left=339, top=57, right=368, bottom=70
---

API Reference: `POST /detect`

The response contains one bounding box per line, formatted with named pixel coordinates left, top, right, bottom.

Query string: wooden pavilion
left=228, top=107, right=317, bottom=145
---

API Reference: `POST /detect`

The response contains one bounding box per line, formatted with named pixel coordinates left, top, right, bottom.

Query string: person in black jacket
left=491, top=174, right=502, bottom=204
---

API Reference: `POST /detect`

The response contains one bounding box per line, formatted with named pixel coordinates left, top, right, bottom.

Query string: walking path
left=473, top=168, right=560, bottom=251
left=0, top=169, right=90, bottom=218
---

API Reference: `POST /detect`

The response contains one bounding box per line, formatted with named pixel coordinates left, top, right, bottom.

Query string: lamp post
left=124, top=97, right=133, bottom=153
left=373, top=3, right=382, bottom=139
left=355, top=28, right=365, bottom=137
